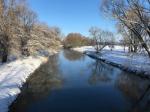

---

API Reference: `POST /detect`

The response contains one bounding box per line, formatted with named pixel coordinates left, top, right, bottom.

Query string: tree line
left=101, top=0, right=150, bottom=56
left=62, top=28, right=115, bottom=52
left=63, top=33, right=92, bottom=48
left=0, top=0, right=61, bottom=63
left=89, top=27, right=115, bottom=53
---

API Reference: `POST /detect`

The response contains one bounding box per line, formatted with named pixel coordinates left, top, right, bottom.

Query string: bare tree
left=63, top=33, right=88, bottom=48
left=89, top=27, right=107, bottom=53
left=104, top=31, right=115, bottom=51
left=16, top=1, right=37, bottom=56
left=0, top=0, right=61, bottom=63
left=0, top=0, right=18, bottom=62
left=49, top=26, right=62, bottom=41
left=101, top=0, right=150, bottom=57
left=118, top=24, right=140, bottom=52
left=16, top=0, right=37, bottom=33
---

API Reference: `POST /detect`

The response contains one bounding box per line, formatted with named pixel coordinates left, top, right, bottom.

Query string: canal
left=9, top=50, right=150, bottom=112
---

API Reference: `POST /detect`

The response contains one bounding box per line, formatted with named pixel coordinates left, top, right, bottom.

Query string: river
left=9, top=50, right=150, bottom=112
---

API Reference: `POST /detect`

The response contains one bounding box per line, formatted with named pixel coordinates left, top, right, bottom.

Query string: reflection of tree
left=116, top=73, right=150, bottom=112
left=10, top=54, right=64, bottom=112
left=26, top=55, right=63, bottom=97
left=88, top=60, right=116, bottom=85
left=63, top=50, right=83, bottom=61
left=129, top=85, right=150, bottom=112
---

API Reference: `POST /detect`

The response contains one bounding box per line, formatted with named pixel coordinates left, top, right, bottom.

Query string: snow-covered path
left=73, top=46, right=150, bottom=77
left=0, top=56, right=48, bottom=112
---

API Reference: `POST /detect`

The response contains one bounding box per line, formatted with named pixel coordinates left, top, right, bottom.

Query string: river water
left=9, top=50, right=150, bottom=112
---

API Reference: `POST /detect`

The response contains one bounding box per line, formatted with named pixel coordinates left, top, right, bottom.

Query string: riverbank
left=73, top=46, right=150, bottom=78
left=0, top=55, right=51, bottom=112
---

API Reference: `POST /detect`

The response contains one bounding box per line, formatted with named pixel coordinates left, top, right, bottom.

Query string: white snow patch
left=73, top=46, right=150, bottom=75
left=72, top=45, right=128, bottom=53
left=72, top=46, right=95, bottom=53
left=0, top=56, right=48, bottom=112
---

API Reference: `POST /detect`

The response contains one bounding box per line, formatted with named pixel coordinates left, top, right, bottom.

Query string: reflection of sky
left=10, top=50, right=150, bottom=112
left=58, top=50, right=122, bottom=88
left=59, top=50, right=93, bottom=88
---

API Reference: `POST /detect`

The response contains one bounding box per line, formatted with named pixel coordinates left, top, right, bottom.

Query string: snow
left=72, top=46, right=95, bottom=53
left=73, top=45, right=128, bottom=53
left=73, top=46, right=150, bottom=76
left=0, top=56, right=48, bottom=112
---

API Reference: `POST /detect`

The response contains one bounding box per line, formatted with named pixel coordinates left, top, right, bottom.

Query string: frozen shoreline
left=73, top=46, right=150, bottom=78
left=0, top=56, right=48, bottom=112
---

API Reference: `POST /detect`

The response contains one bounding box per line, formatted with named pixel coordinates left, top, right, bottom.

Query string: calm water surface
left=10, top=50, right=150, bottom=112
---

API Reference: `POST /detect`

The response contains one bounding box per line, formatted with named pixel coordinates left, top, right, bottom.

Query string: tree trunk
left=120, top=19, right=150, bottom=57
left=142, top=42, right=150, bottom=57
left=2, top=50, right=8, bottom=63
left=21, top=34, right=30, bottom=56
left=2, top=44, right=8, bottom=63
left=124, top=45, right=125, bottom=52
left=133, top=45, right=137, bottom=53
left=129, top=26, right=150, bottom=57
left=1, top=35, right=9, bottom=63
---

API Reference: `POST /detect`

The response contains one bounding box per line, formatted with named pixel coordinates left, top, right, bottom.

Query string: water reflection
left=88, top=59, right=150, bottom=112
left=63, top=50, right=83, bottom=61
left=116, top=73, right=150, bottom=112
left=10, top=55, right=64, bottom=112
left=88, top=60, right=119, bottom=85
left=9, top=50, right=150, bottom=112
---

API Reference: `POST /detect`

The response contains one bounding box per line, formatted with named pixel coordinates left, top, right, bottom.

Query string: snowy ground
left=73, top=46, right=150, bottom=77
left=73, top=46, right=129, bottom=53
left=0, top=56, right=48, bottom=112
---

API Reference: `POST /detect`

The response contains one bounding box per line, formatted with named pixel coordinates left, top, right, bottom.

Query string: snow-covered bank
left=73, top=46, right=128, bottom=53
left=0, top=56, right=48, bottom=112
left=73, top=46, right=150, bottom=78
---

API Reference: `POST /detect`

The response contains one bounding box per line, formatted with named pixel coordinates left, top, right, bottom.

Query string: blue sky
left=28, top=0, right=116, bottom=36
